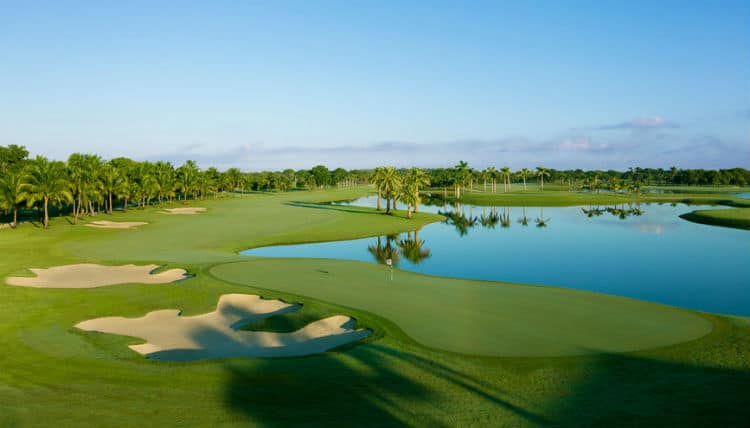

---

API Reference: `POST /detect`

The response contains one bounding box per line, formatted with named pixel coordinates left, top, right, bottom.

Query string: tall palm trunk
left=523, top=176, right=527, bottom=190
left=414, top=186, right=420, bottom=213
left=385, top=195, right=391, bottom=213
left=108, top=193, right=113, bottom=213
left=43, top=197, right=49, bottom=229
left=541, top=176, right=544, bottom=189
left=74, top=193, right=82, bottom=224
left=377, top=188, right=382, bottom=211
left=71, top=198, right=77, bottom=224
left=12, top=207, right=17, bottom=228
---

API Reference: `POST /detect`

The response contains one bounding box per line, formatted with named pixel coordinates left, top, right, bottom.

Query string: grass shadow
left=540, top=351, right=750, bottom=427
left=285, top=201, right=386, bottom=216
left=222, top=342, right=545, bottom=427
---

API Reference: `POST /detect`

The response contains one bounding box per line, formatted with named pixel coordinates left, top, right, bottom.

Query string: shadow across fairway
left=285, top=201, right=383, bottom=215
left=536, top=349, right=750, bottom=428
left=220, top=343, right=750, bottom=427
left=222, top=342, right=546, bottom=427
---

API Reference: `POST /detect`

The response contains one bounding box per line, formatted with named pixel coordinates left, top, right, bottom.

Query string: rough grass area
left=1, top=187, right=748, bottom=427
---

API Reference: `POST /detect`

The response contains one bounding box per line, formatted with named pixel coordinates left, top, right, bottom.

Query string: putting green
left=211, top=258, right=712, bottom=357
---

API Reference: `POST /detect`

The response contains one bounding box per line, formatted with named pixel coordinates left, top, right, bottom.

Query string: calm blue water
left=243, top=196, right=750, bottom=315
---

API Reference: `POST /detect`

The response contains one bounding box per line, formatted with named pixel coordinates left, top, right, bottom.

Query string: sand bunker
left=159, top=207, right=206, bottom=215
left=85, top=221, right=148, bottom=229
left=76, top=293, right=371, bottom=360
left=6, top=264, right=188, bottom=288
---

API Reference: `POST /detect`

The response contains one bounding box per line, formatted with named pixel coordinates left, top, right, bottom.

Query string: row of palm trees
left=429, top=162, right=652, bottom=196
left=451, top=162, right=552, bottom=197
left=369, top=167, right=430, bottom=217
left=0, top=154, right=248, bottom=229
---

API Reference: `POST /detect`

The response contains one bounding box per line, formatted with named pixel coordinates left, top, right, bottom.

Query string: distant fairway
left=211, top=259, right=712, bottom=357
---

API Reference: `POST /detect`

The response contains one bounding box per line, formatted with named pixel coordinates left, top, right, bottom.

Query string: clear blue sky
left=1, top=1, right=748, bottom=170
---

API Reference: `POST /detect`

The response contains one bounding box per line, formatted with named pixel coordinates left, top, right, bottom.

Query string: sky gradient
left=1, top=1, right=748, bottom=170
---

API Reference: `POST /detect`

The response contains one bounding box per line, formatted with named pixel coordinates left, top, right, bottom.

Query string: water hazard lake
left=243, top=196, right=750, bottom=316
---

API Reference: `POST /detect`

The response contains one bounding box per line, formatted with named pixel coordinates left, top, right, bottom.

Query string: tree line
left=0, top=145, right=371, bottom=229
left=1, top=144, right=747, bottom=229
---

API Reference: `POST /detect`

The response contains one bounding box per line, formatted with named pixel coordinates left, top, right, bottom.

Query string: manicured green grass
left=680, top=207, right=750, bottom=230
left=643, top=184, right=750, bottom=193
left=1, top=187, right=748, bottom=427
left=436, top=188, right=750, bottom=207
left=211, top=259, right=711, bottom=357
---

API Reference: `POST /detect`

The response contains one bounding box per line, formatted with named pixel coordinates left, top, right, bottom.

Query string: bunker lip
left=85, top=221, right=148, bottom=229
left=5, top=263, right=188, bottom=288
left=159, top=207, right=207, bottom=215
left=75, top=293, right=371, bottom=360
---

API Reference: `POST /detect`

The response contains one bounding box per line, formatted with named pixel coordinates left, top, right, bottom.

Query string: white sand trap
left=6, top=264, right=188, bottom=288
left=159, top=207, right=206, bottom=215
left=76, top=293, right=371, bottom=360
left=85, top=221, right=148, bottom=229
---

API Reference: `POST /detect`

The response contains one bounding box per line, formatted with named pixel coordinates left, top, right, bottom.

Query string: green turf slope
left=680, top=208, right=750, bottom=230
left=211, top=258, right=711, bottom=357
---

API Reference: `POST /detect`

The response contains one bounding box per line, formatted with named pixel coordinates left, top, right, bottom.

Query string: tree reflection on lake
left=581, top=203, right=644, bottom=220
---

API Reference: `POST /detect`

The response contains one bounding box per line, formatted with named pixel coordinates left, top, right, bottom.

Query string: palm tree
left=99, top=163, right=126, bottom=213
left=628, top=180, right=642, bottom=196
left=0, top=170, right=25, bottom=227
left=154, top=161, right=175, bottom=204
left=21, top=156, right=72, bottom=229
left=67, top=153, right=101, bottom=222
left=536, top=166, right=550, bottom=190
left=176, top=160, right=199, bottom=201
left=485, top=166, right=498, bottom=193
left=397, top=182, right=419, bottom=218
left=379, top=167, right=401, bottom=214
left=453, top=160, right=470, bottom=198
left=405, top=167, right=430, bottom=213
left=518, top=168, right=531, bottom=190
left=68, top=154, right=103, bottom=218
left=225, top=167, right=243, bottom=196
left=500, top=166, right=512, bottom=192
left=370, top=166, right=386, bottom=211
left=610, top=177, right=622, bottom=194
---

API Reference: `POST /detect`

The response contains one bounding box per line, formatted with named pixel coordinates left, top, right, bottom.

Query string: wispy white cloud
left=599, top=116, right=678, bottom=130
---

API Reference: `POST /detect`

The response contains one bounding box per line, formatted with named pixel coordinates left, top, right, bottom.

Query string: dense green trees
left=0, top=145, right=378, bottom=228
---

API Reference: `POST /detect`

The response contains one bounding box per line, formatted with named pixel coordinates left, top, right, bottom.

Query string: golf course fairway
left=0, top=189, right=748, bottom=427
